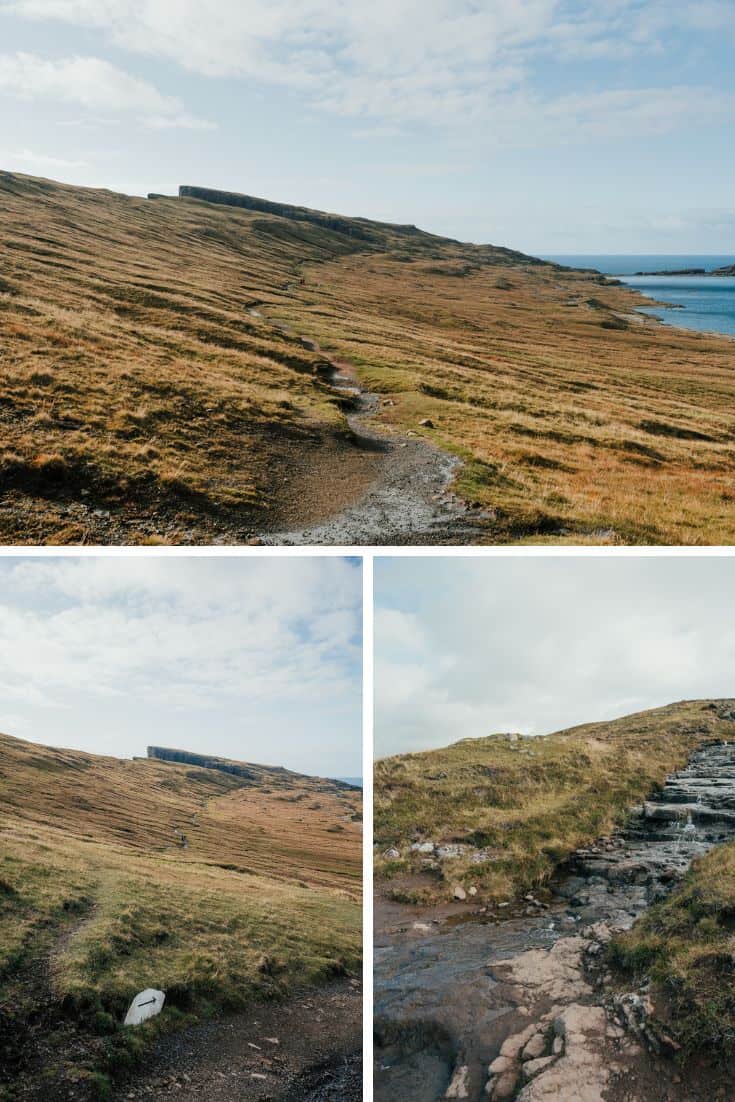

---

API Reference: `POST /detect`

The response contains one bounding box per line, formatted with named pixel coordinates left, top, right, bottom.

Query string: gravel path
left=263, top=358, right=487, bottom=546
left=112, top=980, right=361, bottom=1102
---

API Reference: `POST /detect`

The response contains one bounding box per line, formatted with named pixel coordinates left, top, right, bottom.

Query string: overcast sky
left=375, top=555, right=735, bottom=759
left=0, top=555, right=362, bottom=778
left=0, top=1, right=733, bottom=252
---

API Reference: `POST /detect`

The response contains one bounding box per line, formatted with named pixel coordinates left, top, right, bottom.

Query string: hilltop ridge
left=146, top=744, right=360, bottom=791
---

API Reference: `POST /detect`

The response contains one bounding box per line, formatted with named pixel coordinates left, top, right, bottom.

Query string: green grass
left=609, top=841, right=735, bottom=1058
left=0, top=733, right=361, bottom=1098
left=374, top=700, right=735, bottom=904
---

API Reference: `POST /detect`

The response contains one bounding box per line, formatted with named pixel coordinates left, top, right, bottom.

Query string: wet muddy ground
left=263, top=357, right=486, bottom=546
left=375, top=742, right=735, bottom=1101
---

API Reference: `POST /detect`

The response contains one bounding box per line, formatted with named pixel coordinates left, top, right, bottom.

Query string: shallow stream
left=374, top=741, right=735, bottom=1101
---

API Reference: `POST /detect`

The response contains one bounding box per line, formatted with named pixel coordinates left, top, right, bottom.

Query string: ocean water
left=543, top=255, right=735, bottom=338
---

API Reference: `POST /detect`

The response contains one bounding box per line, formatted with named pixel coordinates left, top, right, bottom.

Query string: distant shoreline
left=632, top=265, right=735, bottom=277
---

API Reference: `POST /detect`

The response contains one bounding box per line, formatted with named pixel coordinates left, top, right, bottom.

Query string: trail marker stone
left=124, top=988, right=165, bottom=1026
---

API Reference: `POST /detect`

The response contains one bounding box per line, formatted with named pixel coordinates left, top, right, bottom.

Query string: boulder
left=521, top=1033, right=548, bottom=1061
left=500, top=1024, right=538, bottom=1060
left=522, top=1056, right=557, bottom=1082
left=488, top=1056, right=515, bottom=1076
left=486, top=1070, right=520, bottom=1099
left=445, top=1064, right=469, bottom=1099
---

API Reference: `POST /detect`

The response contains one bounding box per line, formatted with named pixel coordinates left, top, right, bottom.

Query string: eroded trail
left=375, top=742, right=735, bottom=1102
left=112, top=980, right=361, bottom=1102
left=261, top=340, right=485, bottom=546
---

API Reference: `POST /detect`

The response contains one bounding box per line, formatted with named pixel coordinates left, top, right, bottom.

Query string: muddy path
left=374, top=742, right=735, bottom=1102
left=256, top=314, right=486, bottom=545
left=112, top=979, right=361, bottom=1102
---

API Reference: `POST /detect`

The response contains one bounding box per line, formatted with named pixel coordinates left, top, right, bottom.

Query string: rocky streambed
left=374, top=741, right=735, bottom=1102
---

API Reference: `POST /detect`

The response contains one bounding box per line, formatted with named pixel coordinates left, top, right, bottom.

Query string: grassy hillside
left=3, top=172, right=735, bottom=544
left=278, top=248, right=735, bottom=545
left=374, top=700, right=735, bottom=903
left=0, top=733, right=361, bottom=1099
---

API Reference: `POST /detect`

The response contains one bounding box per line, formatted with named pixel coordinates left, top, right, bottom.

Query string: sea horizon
left=543, top=254, right=735, bottom=337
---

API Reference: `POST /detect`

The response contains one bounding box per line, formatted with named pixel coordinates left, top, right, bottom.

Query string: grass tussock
left=374, top=700, right=735, bottom=904
left=0, top=732, right=361, bottom=1096
left=610, top=842, right=735, bottom=1057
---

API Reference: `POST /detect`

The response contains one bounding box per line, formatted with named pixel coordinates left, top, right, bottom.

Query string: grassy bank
left=610, top=841, right=735, bottom=1057
left=0, top=734, right=361, bottom=1099
left=374, top=700, right=735, bottom=904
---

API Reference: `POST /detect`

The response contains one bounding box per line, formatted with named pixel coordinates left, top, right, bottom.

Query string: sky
left=375, top=555, right=735, bottom=758
left=0, top=1, right=734, bottom=253
left=0, top=555, right=362, bottom=778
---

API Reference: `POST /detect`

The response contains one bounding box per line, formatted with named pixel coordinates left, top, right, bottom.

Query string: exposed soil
left=262, top=355, right=486, bottom=546
left=374, top=743, right=735, bottom=1102
left=111, top=979, right=362, bottom=1102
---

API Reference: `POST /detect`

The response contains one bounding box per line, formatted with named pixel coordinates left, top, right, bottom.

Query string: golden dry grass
left=280, top=253, right=735, bottom=544
left=0, top=172, right=361, bottom=543
left=0, top=732, right=361, bottom=1096
left=374, top=700, right=735, bottom=903
left=3, top=170, right=735, bottom=544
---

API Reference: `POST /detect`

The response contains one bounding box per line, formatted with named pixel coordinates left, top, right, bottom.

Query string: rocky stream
left=374, top=741, right=735, bottom=1102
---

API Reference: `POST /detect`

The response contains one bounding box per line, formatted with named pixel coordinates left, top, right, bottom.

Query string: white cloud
left=0, top=51, right=215, bottom=128
left=0, top=147, right=88, bottom=168
left=0, top=557, right=362, bottom=775
left=3, top=1, right=732, bottom=142
left=375, top=558, right=735, bottom=758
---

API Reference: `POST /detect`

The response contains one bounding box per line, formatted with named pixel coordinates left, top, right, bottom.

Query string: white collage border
left=2, top=541, right=734, bottom=1102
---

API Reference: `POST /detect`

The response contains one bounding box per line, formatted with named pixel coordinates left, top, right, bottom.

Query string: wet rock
left=516, top=1004, right=611, bottom=1102
left=497, top=937, right=592, bottom=1002
left=522, top=1055, right=557, bottom=1081
left=499, top=1024, right=538, bottom=1060
left=488, top=1055, right=515, bottom=1075
left=444, top=1063, right=469, bottom=1098
left=521, top=1032, right=548, bottom=1060
left=486, top=1069, right=520, bottom=1099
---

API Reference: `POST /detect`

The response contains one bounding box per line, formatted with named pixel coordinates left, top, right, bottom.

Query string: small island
left=634, top=263, right=735, bottom=275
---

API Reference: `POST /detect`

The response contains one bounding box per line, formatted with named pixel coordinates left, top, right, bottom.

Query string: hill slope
left=0, top=733, right=361, bottom=1099
left=3, top=173, right=735, bottom=544
left=374, top=699, right=735, bottom=902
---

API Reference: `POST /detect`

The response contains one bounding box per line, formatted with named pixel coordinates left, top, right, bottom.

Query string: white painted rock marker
left=124, top=988, right=166, bottom=1026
